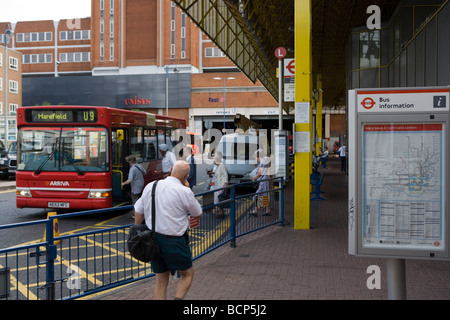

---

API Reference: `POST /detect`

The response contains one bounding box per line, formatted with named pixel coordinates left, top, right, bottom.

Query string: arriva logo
left=50, top=181, right=70, bottom=187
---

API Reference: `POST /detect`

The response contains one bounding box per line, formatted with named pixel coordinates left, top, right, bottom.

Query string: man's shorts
left=152, top=233, right=192, bottom=274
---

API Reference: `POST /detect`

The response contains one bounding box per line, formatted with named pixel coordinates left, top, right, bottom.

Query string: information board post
left=279, top=57, right=283, bottom=130
left=274, top=47, right=287, bottom=130
left=387, top=258, right=406, bottom=300
left=349, top=87, right=450, bottom=299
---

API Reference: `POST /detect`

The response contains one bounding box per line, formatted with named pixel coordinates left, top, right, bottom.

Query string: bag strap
left=133, top=163, right=146, bottom=175
left=151, top=181, right=159, bottom=232
left=138, top=165, right=146, bottom=175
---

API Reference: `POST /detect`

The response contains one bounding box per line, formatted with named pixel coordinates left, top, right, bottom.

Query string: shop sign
left=208, top=97, right=224, bottom=103
left=125, top=96, right=151, bottom=106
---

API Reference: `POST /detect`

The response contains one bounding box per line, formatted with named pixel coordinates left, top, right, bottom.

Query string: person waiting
left=159, top=144, right=176, bottom=178
left=318, top=147, right=329, bottom=168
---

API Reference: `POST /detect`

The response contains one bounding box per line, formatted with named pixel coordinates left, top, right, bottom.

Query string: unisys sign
left=125, top=96, right=151, bottom=106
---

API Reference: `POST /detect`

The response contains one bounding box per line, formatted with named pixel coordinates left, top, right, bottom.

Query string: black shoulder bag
left=127, top=181, right=160, bottom=262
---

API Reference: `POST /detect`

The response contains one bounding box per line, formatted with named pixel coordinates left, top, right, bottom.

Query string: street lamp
left=3, top=25, right=14, bottom=146
left=213, top=76, right=235, bottom=134
left=165, top=65, right=180, bottom=116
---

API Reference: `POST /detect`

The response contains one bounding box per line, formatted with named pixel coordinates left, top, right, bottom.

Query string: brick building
left=4, top=18, right=92, bottom=77
left=0, top=41, right=22, bottom=145
left=1, top=0, right=346, bottom=149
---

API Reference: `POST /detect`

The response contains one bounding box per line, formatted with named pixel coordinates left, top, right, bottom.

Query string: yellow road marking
left=0, top=262, right=38, bottom=300
left=1, top=197, right=258, bottom=299
left=0, top=189, right=15, bottom=194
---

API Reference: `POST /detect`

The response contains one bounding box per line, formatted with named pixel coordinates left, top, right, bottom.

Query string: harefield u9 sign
left=348, top=87, right=450, bottom=260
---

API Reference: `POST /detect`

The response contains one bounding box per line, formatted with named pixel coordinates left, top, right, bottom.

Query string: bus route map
left=362, top=123, right=445, bottom=250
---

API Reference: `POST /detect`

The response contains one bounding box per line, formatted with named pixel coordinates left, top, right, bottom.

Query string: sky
left=0, top=0, right=91, bottom=24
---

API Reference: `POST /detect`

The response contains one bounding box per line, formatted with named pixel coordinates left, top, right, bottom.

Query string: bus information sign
left=348, top=87, right=450, bottom=260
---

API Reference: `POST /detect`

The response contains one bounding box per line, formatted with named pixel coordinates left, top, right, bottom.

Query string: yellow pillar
left=316, top=74, right=323, bottom=156
left=294, top=0, right=312, bottom=229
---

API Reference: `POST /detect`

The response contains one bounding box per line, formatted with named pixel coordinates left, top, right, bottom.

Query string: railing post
left=280, top=178, right=285, bottom=227
left=45, top=216, right=57, bottom=300
left=230, top=185, right=236, bottom=248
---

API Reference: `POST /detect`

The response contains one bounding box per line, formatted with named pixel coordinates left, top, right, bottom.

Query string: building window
left=359, top=30, right=380, bottom=69
left=109, top=0, right=114, bottom=62
left=100, top=42, right=104, bottom=61
left=171, top=1, right=175, bottom=59
left=100, top=11, right=104, bottom=62
left=9, top=80, right=18, bottom=94
left=23, top=54, right=52, bottom=64
left=16, top=32, right=52, bottom=42
left=110, top=43, right=114, bottom=61
left=59, top=52, right=90, bottom=63
left=205, top=47, right=225, bottom=57
left=59, top=30, right=91, bottom=41
left=9, top=104, right=18, bottom=116
left=181, top=12, right=186, bottom=59
left=0, top=77, right=2, bottom=91
left=8, top=118, right=17, bottom=140
left=82, top=30, right=90, bottom=39
left=9, top=57, right=18, bottom=70
left=110, top=20, right=114, bottom=39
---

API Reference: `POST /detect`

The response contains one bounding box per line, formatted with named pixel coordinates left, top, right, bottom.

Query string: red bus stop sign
left=275, top=47, right=287, bottom=59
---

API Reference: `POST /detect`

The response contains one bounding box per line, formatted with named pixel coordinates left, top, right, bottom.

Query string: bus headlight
left=88, top=190, right=111, bottom=198
left=17, top=188, right=32, bottom=197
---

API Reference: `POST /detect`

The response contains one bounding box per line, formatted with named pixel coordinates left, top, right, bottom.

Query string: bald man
left=134, top=160, right=202, bottom=300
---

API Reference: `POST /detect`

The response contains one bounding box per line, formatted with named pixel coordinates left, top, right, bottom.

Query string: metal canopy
left=174, top=0, right=400, bottom=111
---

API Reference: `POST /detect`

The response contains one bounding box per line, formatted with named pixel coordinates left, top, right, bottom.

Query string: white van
left=216, top=132, right=266, bottom=185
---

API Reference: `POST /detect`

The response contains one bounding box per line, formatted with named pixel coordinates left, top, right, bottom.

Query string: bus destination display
left=27, top=109, right=97, bottom=123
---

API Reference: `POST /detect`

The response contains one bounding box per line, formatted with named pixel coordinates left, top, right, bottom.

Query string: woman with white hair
left=250, top=149, right=271, bottom=216
left=208, top=153, right=228, bottom=218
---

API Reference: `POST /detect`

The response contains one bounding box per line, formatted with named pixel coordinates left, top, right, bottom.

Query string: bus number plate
left=48, top=202, right=70, bottom=208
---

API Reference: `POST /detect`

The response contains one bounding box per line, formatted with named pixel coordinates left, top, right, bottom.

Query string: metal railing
left=0, top=178, right=284, bottom=300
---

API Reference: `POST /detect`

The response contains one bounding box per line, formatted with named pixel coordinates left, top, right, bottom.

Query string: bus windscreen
left=18, top=127, right=108, bottom=173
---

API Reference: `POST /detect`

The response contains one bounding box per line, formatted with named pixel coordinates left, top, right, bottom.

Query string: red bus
left=15, top=106, right=186, bottom=210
